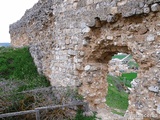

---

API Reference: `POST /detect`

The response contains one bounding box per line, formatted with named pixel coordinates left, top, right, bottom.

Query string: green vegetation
left=121, top=73, right=137, bottom=81
left=128, top=61, right=139, bottom=68
left=74, top=110, right=97, bottom=120
left=119, top=72, right=137, bottom=87
left=106, top=73, right=137, bottom=116
left=0, top=47, right=50, bottom=93
left=106, top=75, right=129, bottom=112
left=112, top=54, right=127, bottom=60
left=0, top=47, right=97, bottom=120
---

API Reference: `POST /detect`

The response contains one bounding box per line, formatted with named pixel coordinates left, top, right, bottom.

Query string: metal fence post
left=35, top=110, right=40, bottom=120
left=84, top=102, right=89, bottom=112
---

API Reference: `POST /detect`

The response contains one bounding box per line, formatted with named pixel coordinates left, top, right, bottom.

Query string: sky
left=0, top=0, right=38, bottom=43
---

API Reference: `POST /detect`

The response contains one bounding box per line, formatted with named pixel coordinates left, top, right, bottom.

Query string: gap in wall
left=106, top=53, right=138, bottom=116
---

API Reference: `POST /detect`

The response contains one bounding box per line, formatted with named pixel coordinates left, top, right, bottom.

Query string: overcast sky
left=0, top=0, right=38, bottom=43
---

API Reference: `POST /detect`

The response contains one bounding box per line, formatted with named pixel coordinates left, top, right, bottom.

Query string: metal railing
left=0, top=86, right=88, bottom=120
left=0, top=102, right=88, bottom=120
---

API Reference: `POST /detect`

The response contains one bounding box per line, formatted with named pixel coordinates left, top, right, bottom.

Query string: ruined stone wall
left=10, top=0, right=160, bottom=119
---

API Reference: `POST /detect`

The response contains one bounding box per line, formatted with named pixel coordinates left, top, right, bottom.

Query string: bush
left=74, top=110, right=97, bottom=120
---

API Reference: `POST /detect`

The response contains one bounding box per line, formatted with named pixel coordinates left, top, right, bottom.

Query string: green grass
left=128, top=61, right=139, bottom=68
left=0, top=47, right=50, bottom=93
left=121, top=73, right=137, bottom=80
left=0, top=47, right=98, bottom=119
left=106, top=75, right=129, bottom=112
left=112, top=54, right=127, bottom=60
left=119, top=73, right=137, bottom=87
left=106, top=73, right=137, bottom=116
left=74, top=110, right=97, bottom=120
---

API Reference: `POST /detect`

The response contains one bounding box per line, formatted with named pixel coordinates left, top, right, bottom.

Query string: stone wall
left=10, top=0, right=160, bottom=119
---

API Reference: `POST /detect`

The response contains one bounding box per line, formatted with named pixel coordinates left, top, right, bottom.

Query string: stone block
left=94, top=98, right=101, bottom=104
left=68, top=49, right=76, bottom=56
left=106, top=36, right=114, bottom=40
left=151, top=3, right=160, bottom=12
left=83, top=40, right=89, bottom=46
left=65, top=39, right=70, bottom=45
left=157, top=104, right=160, bottom=114
left=148, top=86, right=159, bottom=93
left=144, top=7, right=150, bottom=14
left=84, top=65, right=91, bottom=71
left=146, top=34, right=155, bottom=42
left=86, top=0, right=94, bottom=5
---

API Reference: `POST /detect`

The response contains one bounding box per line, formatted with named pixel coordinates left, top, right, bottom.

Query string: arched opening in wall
left=106, top=53, right=139, bottom=116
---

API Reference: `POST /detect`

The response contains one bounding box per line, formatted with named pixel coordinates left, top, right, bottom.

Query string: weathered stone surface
left=146, top=34, right=155, bottom=41
left=82, top=40, right=89, bottom=46
left=151, top=3, right=160, bottom=12
left=9, top=0, right=160, bottom=119
left=84, top=65, right=91, bottom=71
left=148, top=86, right=159, bottom=93
left=106, top=36, right=114, bottom=41
left=157, top=104, right=160, bottom=114
left=144, top=6, right=150, bottom=14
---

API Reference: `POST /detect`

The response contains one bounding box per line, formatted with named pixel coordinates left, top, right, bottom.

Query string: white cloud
left=0, top=0, right=38, bottom=43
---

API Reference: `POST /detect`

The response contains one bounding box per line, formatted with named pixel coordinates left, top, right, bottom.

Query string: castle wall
left=10, top=0, right=160, bottom=119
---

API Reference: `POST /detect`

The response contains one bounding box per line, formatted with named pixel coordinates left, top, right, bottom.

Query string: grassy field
left=106, top=73, right=137, bottom=116
left=106, top=75, right=129, bottom=112
left=0, top=47, right=50, bottom=93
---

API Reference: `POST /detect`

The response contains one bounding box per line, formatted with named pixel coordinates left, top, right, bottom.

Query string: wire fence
left=0, top=86, right=88, bottom=120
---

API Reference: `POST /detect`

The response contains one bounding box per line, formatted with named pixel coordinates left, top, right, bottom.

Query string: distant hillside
left=0, top=43, right=10, bottom=47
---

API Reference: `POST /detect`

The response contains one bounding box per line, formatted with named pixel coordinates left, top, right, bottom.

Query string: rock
left=89, top=93, right=96, bottom=97
left=136, top=8, right=143, bottom=15
left=146, top=34, right=155, bottom=42
left=157, top=31, right=160, bottom=36
left=117, top=0, right=127, bottom=6
left=79, top=51, right=85, bottom=57
left=143, top=7, right=150, bottom=14
left=106, top=36, right=114, bottom=40
left=135, top=101, right=144, bottom=109
left=76, top=64, right=83, bottom=71
left=87, top=79, right=93, bottom=84
left=106, top=14, right=117, bottom=23
left=68, top=50, right=76, bottom=56
left=86, top=20, right=95, bottom=27
left=139, top=2, right=145, bottom=8
left=156, top=104, right=160, bottom=114
left=148, top=86, right=159, bottom=93
left=65, top=39, right=70, bottom=45
left=90, top=66, right=98, bottom=71
left=138, top=26, right=148, bottom=35
left=151, top=3, right=160, bottom=12
left=94, top=99, right=101, bottom=104
left=82, top=26, right=91, bottom=33
left=101, top=98, right=106, bottom=103
left=84, top=65, right=91, bottom=71
left=122, top=9, right=136, bottom=17
left=83, top=40, right=88, bottom=46
left=110, top=7, right=118, bottom=15
left=75, top=80, right=82, bottom=87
